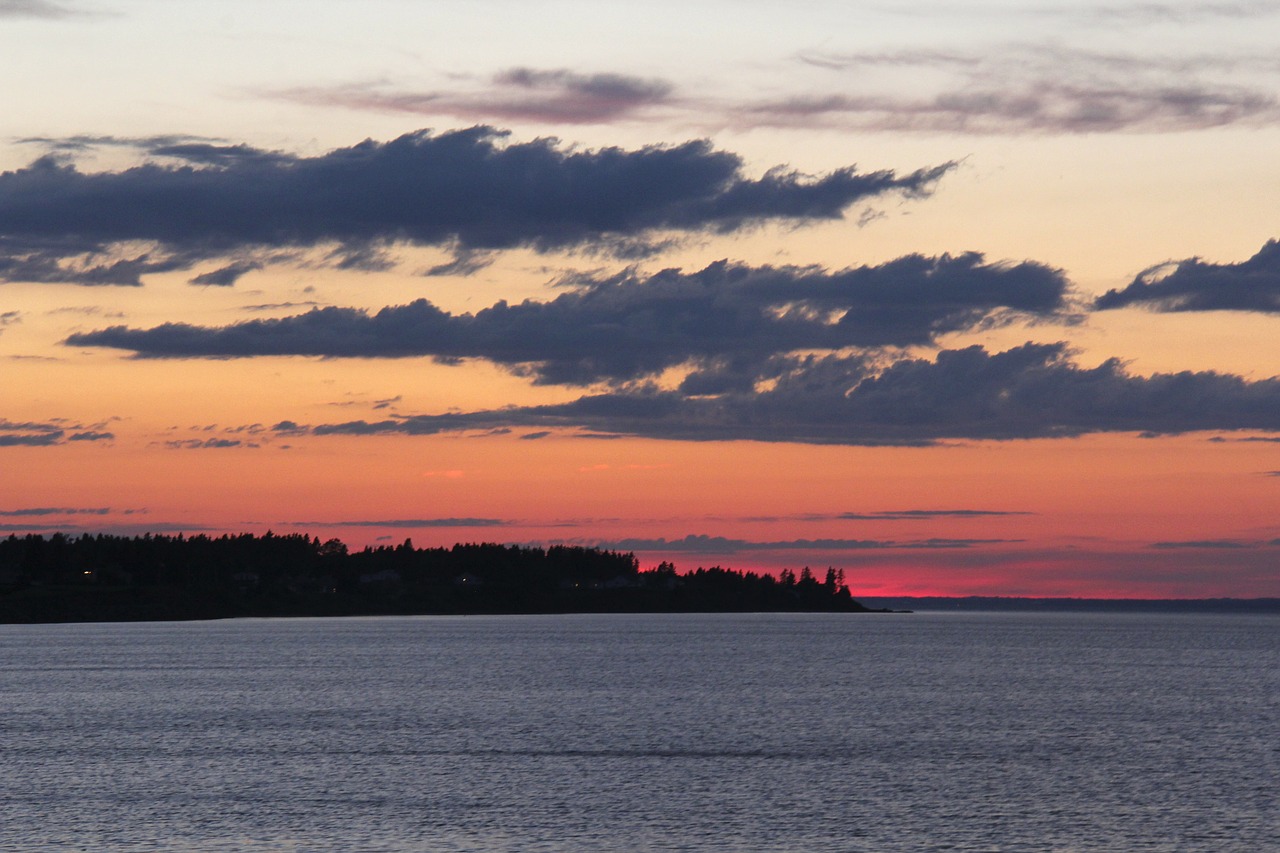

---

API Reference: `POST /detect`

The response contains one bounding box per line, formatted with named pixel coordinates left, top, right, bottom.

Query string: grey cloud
left=835, top=509, right=1034, bottom=520
left=0, top=127, right=947, bottom=284
left=1150, top=538, right=1275, bottom=549
left=302, top=342, right=1280, bottom=445
left=744, top=83, right=1276, bottom=135
left=587, top=534, right=1019, bottom=554
left=0, top=0, right=77, bottom=18
left=1064, top=2, right=1280, bottom=24
left=65, top=252, right=1065, bottom=384
left=0, top=417, right=87, bottom=447
left=162, top=438, right=248, bottom=449
left=776, top=44, right=1280, bottom=134
left=68, top=430, right=114, bottom=441
left=286, top=518, right=509, bottom=528
left=190, top=261, right=263, bottom=287
left=276, top=68, right=674, bottom=125
left=0, top=431, right=63, bottom=446
left=424, top=249, right=494, bottom=277
left=0, top=506, right=114, bottom=516
left=241, top=301, right=322, bottom=312
left=1095, top=239, right=1280, bottom=312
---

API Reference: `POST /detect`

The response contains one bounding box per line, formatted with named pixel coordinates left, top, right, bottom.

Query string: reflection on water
left=1, top=612, right=1275, bottom=851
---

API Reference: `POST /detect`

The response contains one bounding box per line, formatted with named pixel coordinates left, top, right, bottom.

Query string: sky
left=2, top=0, right=1279, bottom=597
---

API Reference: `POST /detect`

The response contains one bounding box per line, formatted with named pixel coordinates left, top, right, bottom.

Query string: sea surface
left=0, top=611, right=1275, bottom=851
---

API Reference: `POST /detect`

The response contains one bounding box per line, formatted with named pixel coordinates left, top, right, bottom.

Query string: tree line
left=0, top=532, right=873, bottom=623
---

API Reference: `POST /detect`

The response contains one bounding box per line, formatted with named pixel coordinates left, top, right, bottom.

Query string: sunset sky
left=3, top=0, right=1279, bottom=597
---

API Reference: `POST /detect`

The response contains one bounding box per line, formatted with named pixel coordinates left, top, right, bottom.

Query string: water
left=0, top=612, right=1275, bottom=851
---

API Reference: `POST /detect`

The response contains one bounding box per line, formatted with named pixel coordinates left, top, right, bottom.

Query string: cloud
left=0, top=506, right=110, bottom=516
left=1095, top=239, right=1280, bottom=312
left=0, top=417, right=112, bottom=447
left=285, top=517, right=509, bottom=528
left=278, top=67, right=675, bottom=125
left=0, top=127, right=949, bottom=285
left=67, top=430, right=114, bottom=441
left=189, top=261, right=263, bottom=287
left=833, top=509, right=1034, bottom=520
left=299, top=342, right=1280, bottom=445
left=1062, top=2, right=1280, bottom=25
left=0, top=310, right=18, bottom=332
left=65, top=252, right=1068, bottom=384
left=585, top=534, right=1019, bottom=554
left=0, top=0, right=78, bottom=18
left=0, top=431, right=64, bottom=446
left=1150, top=538, right=1277, bottom=549
left=161, top=438, right=249, bottom=449
left=775, top=44, right=1280, bottom=134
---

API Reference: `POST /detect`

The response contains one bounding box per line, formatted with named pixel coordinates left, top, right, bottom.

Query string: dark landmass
left=0, top=532, right=878, bottom=624
left=858, top=596, right=1280, bottom=614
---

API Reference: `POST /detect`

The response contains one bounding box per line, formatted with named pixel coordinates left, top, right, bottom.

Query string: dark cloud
left=423, top=249, right=494, bottom=277
left=241, top=301, right=322, bottom=312
left=1095, top=239, right=1280, bottom=312
left=834, top=509, right=1034, bottom=520
left=1150, top=538, right=1275, bottom=549
left=286, top=518, right=509, bottom=528
left=0, top=417, right=109, bottom=447
left=0, top=431, right=63, bottom=446
left=0, top=127, right=948, bottom=285
left=0, top=310, right=18, bottom=331
left=0, top=502, right=142, bottom=514
left=299, top=342, right=1280, bottom=445
left=586, top=534, right=1019, bottom=554
left=65, top=253, right=1067, bottom=384
left=67, top=430, right=114, bottom=441
left=189, top=261, right=263, bottom=287
left=0, top=506, right=115, bottom=516
left=276, top=68, right=674, bottom=125
left=161, top=438, right=249, bottom=450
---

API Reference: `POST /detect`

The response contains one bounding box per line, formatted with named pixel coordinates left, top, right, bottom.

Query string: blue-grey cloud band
left=0, top=127, right=951, bottom=285
left=65, top=253, right=1071, bottom=383
left=274, top=342, right=1280, bottom=445
left=1095, top=239, right=1280, bottom=312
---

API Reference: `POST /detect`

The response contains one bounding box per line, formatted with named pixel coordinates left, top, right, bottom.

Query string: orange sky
left=2, top=1, right=1278, bottom=597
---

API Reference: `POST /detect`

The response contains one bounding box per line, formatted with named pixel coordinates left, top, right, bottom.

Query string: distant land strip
left=0, top=532, right=884, bottom=624
left=858, top=597, right=1280, bottom=613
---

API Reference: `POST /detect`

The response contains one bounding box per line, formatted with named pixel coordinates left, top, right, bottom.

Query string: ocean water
left=0, top=612, right=1275, bottom=852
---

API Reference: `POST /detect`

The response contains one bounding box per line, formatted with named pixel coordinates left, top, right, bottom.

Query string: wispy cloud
left=275, top=68, right=675, bottom=125
left=0, top=0, right=80, bottom=19
left=286, top=518, right=509, bottom=528
left=585, top=534, right=1021, bottom=554
left=160, top=438, right=252, bottom=450
left=770, top=43, right=1280, bottom=134
left=1150, top=538, right=1280, bottom=549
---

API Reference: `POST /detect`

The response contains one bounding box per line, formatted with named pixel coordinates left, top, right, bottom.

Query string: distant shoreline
left=857, top=596, right=1280, bottom=613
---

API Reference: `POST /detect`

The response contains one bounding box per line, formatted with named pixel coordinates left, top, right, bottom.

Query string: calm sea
left=0, top=612, right=1275, bottom=851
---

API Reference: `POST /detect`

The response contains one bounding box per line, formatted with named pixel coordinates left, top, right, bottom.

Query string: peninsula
left=0, top=532, right=875, bottom=623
